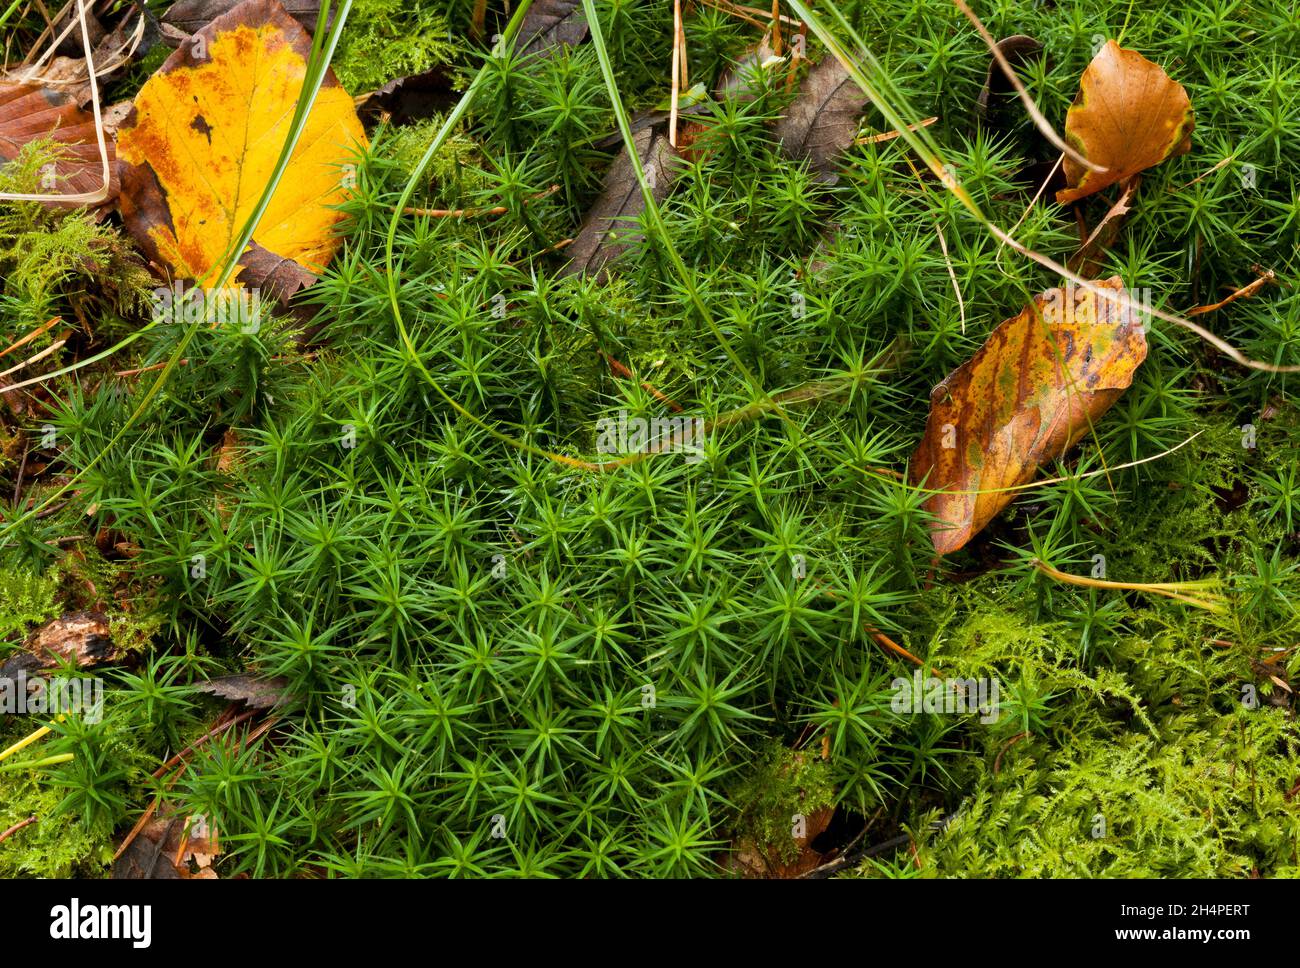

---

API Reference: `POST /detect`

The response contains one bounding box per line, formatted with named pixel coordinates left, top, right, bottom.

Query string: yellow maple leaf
left=116, top=0, right=366, bottom=300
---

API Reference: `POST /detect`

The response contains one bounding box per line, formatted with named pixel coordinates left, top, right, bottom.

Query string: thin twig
left=0, top=815, right=37, bottom=844
left=933, top=222, right=965, bottom=334
left=0, top=316, right=60, bottom=361
left=669, top=0, right=682, bottom=147
left=994, top=730, right=1029, bottom=773
left=601, top=351, right=684, bottom=413
left=1187, top=268, right=1277, bottom=317
left=151, top=709, right=257, bottom=780
left=855, top=116, right=938, bottom=144
left=404, top=184, right=558, bottom=218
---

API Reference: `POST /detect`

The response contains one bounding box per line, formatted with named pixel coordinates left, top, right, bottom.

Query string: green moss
left=732, top=742, right=836, bottom=867
left=0, top=568, right=59, bottom=646
left=0, top=141, right=152, bottom=338
left=332, top=0, right=456, bottom=94
left=895, top=706, right=1300, bottom=878
left=6, top=0, right=1299, bottom=879
left=0, top=756, right=114, bottom=878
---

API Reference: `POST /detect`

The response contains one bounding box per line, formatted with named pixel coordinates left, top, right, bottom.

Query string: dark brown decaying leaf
left=357, top=66, right=458, bottom=126
left=239, top=239, right=319, bottom=306
left=112, top=819, right=183, bottom=880
left=976, top=35, right=1044, bottom=119
left=0, top=82, right=117, bottom=205
left=910, top=277, right=1148, bottom=554
left=516, top=0, right=589, bottom=58
left=50, top=6, right=107, bottom=56
left=194, top=674, right=290, bottom=709
left=162, top=0, right=326, bottom=38
left=772, top=57, right=868, bottom=184
left=563, top=126, right=682, bottom=280
left=0, top=611, right=117, bottom=681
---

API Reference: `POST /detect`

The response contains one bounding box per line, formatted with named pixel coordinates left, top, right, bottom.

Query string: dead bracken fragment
left=0, top=611, right=116, bottom=680
left=194, top=674, right=290, bottom=709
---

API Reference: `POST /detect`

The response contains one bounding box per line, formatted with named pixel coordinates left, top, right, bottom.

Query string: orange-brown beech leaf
left=1056, top=41, right=1193, bottom=205
left=910, top=277, right=1147, bottom=554
left=0, top=82, right=118, bottom=206
left=115, top=0, right=366, bottom=305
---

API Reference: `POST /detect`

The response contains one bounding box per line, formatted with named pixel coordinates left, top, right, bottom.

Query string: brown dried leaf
left=563, top=126, right=682, bottom=280
left=162, top=0, right=326, bottom=37
left=910, top=277, right=1148, bottom=554
left=1057, top=41, right=1193, bottom=205
left=517, top=0, right=589, bottom=58
left=772, top=57, right=867, bottom=185
left=194, top=674, right=289, bottom=709
left=0, top=82, right=117, bottom=205
left=113, top=813, right=221, bottom=879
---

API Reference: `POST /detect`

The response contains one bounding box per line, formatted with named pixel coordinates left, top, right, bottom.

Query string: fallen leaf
left=976, top=35, right=1044, bottom=120
left=910, top=277, right=1148, bottom=554
left=162, top=0, right=326, bottom=38
left=113, top=812, right=221, bottom=879
left=772, top=57, right=867, bottom=184
left=356, top=65, right=457, bottom=126
left=0, top=82, right=117, bottom=205
left=1057, top=41, right=1193, bottom=205
left=563, top=125, right=682, bottom=280
left=517, top=0, right=589, bottom=58
left=195, top=673, right=290, bottom=709
left=115, top=0, right=366, bottom=305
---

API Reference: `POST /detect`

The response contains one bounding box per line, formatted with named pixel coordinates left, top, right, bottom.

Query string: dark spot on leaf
left=191, top=115, right=214, bottom=143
